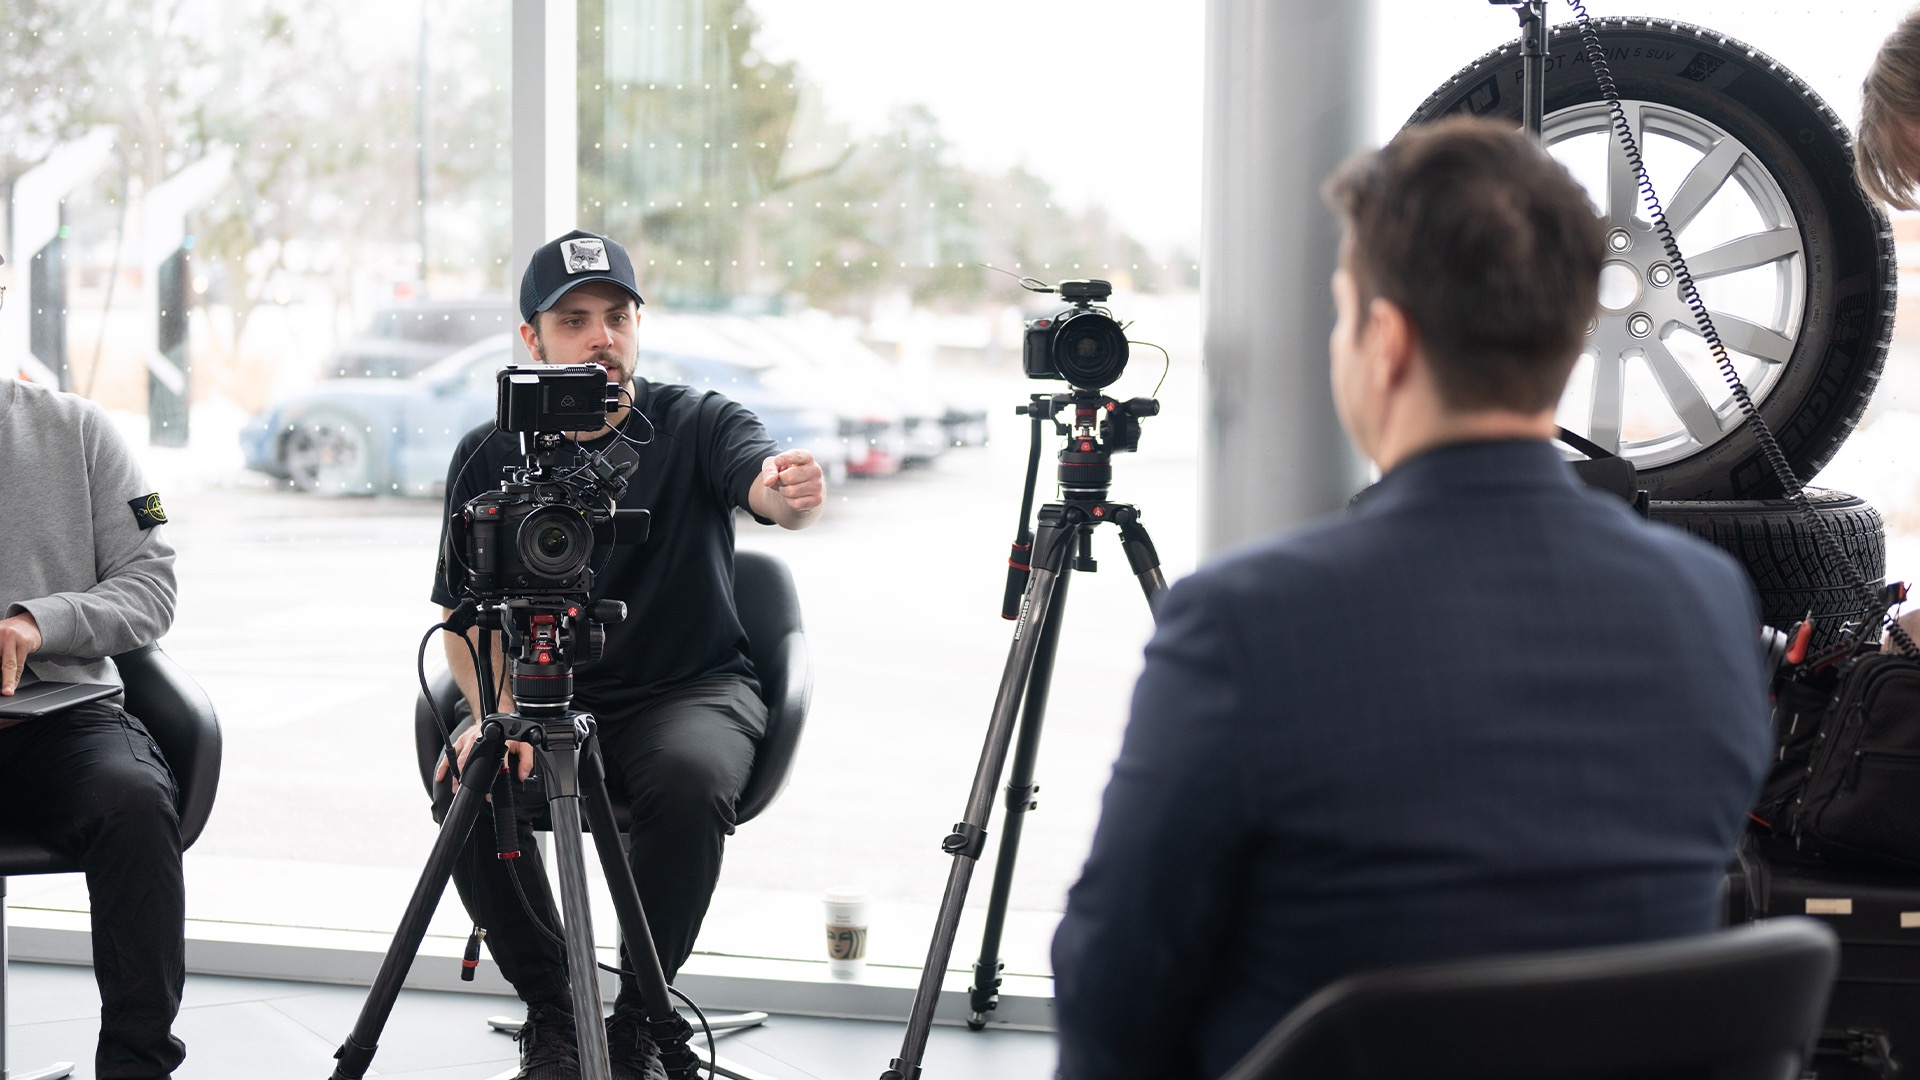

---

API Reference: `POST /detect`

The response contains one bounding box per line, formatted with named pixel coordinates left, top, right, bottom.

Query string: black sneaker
left=515, top=1004, right=581, bottom=1080
left=605, top=1005, right=669, bottom=1080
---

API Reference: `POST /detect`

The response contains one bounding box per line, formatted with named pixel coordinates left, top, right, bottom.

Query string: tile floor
left=5, top=962, right=1056, bottom=1080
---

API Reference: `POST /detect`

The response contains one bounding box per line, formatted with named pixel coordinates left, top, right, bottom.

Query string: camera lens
left=517, top=506, right=592, bottom=580
left=1052, top=310, right=1129, bottom=390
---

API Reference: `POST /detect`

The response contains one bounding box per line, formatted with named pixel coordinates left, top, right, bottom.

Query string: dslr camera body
left=1023, top=279, right=1130, bottom=390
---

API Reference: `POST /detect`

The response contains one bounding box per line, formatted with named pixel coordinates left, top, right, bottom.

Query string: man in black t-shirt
left=429, top=229, right=824, bottom=1080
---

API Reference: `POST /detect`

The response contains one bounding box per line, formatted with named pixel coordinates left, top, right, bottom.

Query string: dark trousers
left=0, top=700, right=186, bottom=1080
left=436, top=675, right=764, bottom=1013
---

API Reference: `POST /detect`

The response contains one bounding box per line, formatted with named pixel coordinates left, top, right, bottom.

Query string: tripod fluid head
left=473, top=596, right=628, bottom=719
left=1000, top=389, right=1162, bottom=619
left=1018, top=389, right=1160, bottom=504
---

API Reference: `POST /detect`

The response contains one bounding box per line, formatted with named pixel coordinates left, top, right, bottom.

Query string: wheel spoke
left=1606, top=100, right=1647, bottom=224
left=1644, top=339, right=1727, bottom=447
left=1587, top=353, right=1626, bottom=453
left=1707, top=311, right=1796, bottom=365
left=1684, top=227, right=1801, bottom=279
left=1663, top=137, right=1744, bottom=235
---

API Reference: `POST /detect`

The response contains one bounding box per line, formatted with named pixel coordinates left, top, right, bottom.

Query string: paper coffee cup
left=823, top=886, right=871, bottom=978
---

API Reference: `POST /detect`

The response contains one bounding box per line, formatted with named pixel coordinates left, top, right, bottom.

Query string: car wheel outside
left=1649, top=488, right=1886, bottom=648
left=282, top=411, right=384, bottom=496
left=1409, top=17, right=1894, bottom=500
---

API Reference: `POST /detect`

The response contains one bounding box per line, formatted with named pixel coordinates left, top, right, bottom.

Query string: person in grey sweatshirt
left=0, top=368, right=186, bottom=1080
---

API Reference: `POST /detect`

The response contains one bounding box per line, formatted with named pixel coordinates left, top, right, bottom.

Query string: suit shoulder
left=1176, top=512, right=1376, bottom=608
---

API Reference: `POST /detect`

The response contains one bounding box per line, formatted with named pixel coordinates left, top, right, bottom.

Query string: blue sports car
left=240, top=336, right=848, bottom=496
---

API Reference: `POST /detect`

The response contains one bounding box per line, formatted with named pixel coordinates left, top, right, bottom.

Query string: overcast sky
left=747, top=1, right=1913, bottom=254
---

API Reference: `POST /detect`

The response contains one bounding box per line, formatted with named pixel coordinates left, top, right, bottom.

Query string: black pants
left=436, top=675, right=764, bottom=1012
left=0, top=700, right=186, bottom=1080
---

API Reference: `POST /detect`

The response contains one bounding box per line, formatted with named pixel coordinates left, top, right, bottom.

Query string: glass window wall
left=1, top=0, right=1203, bottom=987
left=9, top=0, right=1920, bottom=994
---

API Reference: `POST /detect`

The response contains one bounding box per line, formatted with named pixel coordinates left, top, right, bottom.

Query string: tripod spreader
left=1027, top=502, right=1165, bottom=598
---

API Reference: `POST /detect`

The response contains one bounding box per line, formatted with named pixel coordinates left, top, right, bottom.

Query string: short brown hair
left=1859, top=9, right=1920, bottom=211
left=1323, top=116, right=1604, bottom=414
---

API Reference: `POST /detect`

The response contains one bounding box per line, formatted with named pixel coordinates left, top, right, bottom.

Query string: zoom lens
left=1051, top=309, right=1129, bottom=390
left=517, top=506, right=592, bottom=580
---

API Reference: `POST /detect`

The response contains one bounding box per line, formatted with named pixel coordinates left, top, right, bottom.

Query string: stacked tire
left=1412, top=18, right=1897, bottom=645
left=1649, top=492, right=1886, bottom=648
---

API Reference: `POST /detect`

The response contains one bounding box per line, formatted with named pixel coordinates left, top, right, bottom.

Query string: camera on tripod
left=460, top=364, right=640, bottom=599
left=1023, top=278, right=1130, bottom=390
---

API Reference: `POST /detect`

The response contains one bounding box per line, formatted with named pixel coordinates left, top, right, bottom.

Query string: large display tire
left=1410, top=18, right=1894, bottom=501
left=1649, top=488, right=1886, bottom=647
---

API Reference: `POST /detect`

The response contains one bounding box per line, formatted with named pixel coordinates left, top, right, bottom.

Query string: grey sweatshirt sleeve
left=5, top=402, right=176, bottom=666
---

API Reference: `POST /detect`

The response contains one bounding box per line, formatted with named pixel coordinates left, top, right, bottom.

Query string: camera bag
left=1728, top=834, right=1920, bottom=1079
left=1761, top=651, right=1920, bottom=869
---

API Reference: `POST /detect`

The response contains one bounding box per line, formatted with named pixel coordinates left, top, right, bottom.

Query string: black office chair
left=1218, top=918, right=1840, bottom=1080
left=0, top=643, right=223, bottom=1080
left=412, top=548, right=811, bottom=1037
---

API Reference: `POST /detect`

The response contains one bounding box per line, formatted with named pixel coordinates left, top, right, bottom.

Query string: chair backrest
left=0, top=643, right=222, bottom=877
left=731, top=548, right=810, bottom=822
left=113, top=643, right=224, bottom=850
left=414, top=548, right=811, bottom=827
left=1219, top=918, right=1840, bottom=1080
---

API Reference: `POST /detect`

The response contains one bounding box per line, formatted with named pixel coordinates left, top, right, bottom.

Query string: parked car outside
left=641, top=313, right=909, bottom=477
left=698, top=315, right=948, bottom=466
left=743, top=314, right=989, bottom=455
left=324, top=297, right=520, bottom=379
left=240, top=335, right=847, bottom=496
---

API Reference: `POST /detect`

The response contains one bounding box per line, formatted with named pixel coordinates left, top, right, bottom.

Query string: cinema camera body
left=458, top=363, right=644, bottom=708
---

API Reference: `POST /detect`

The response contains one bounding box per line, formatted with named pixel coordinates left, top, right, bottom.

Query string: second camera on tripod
left=1023, top=278, right=1130, bottom=390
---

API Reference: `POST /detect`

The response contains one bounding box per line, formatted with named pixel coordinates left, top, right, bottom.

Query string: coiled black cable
left=1567, top=3, right=1916, bottom=656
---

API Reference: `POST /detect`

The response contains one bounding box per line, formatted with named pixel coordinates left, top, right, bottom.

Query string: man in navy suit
left=1051, top=117, right=1772, bottom=1080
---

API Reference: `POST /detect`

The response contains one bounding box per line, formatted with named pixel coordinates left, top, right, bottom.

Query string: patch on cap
left=561, top=237, right=611, bottom=274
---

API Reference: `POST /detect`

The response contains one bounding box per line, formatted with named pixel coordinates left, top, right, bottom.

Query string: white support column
left=511, top=0, right=579, bottom=327
left=4, top=128, right=115, bottom=384
left=1201, top=0, right=1375, bottom=558
left=139, top=149, right=234, bottom=419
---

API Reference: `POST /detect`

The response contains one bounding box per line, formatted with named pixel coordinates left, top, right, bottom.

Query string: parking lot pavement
left=113, top=366, right=1202, bottom=973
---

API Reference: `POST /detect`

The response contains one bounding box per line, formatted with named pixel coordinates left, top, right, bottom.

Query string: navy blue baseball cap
left=519, top=229, right=645, bottom=323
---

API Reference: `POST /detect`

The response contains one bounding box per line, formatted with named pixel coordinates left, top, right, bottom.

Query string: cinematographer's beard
left=531, top=327, right=631, bottom=388
left=589, top=349, right=629, bottom=386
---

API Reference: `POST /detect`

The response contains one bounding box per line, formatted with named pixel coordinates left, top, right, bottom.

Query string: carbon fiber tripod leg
left=966, top=567, right=1072, bottom=1029
left=882, top=514, right=1077, bottom=1080
left=579, top=738, right=700, bottom=1080
left=330, top=732, right=511, bottom=1079
left=539, top=722, right=614, bottom=1080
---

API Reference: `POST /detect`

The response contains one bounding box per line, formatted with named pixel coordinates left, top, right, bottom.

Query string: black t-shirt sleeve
left=699, top=392, right=780, bottom=521
left=429, top=423, right=508, bottom=608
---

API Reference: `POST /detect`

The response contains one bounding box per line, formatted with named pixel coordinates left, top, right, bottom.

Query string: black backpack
left=1760, top=649, right=1920, bottom=868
